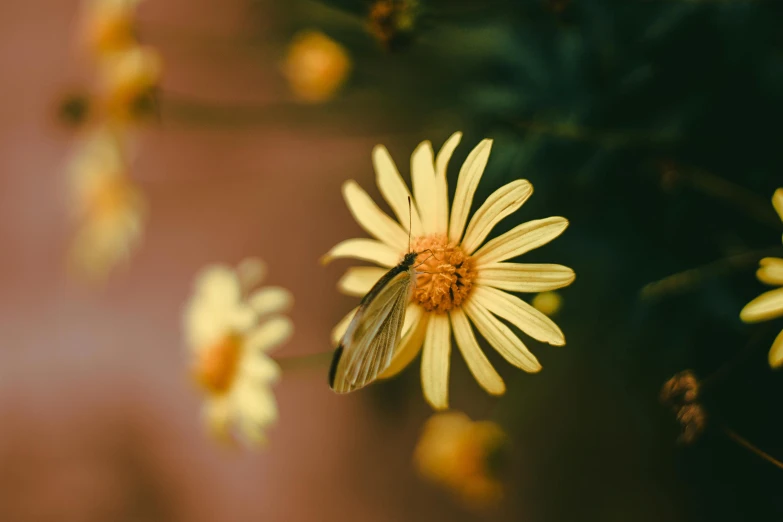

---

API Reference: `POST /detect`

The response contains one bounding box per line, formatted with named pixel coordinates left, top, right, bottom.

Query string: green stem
left=640, top=246, right=783, bottom=300
left=514, top=119, right=679, bottom=147
left=275, top=351, right=334, bottom=372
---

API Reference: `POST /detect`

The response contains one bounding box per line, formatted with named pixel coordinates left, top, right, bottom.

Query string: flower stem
left=724, top=427, right=783, bottom=471
left=639, top=246, right=783, bottom=300
left=514, top=119, right=679, bottom=147
left=275, top=351, right=334, bottom=372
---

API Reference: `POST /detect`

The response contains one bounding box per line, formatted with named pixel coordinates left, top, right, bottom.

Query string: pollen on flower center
left=411, top=235, right=476, bottom=313
left=193, top=333, right=242, bottom=395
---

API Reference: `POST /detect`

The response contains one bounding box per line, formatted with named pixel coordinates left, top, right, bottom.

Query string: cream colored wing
left=330, top=270, right=413, bottom=393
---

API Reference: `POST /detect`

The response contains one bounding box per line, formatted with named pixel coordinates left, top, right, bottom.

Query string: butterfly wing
left=329, top=268, right=413, bottom=393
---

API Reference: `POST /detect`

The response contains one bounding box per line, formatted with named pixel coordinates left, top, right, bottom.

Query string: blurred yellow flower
left=532, top=290, right=562, bottom=316
left=283, top=31, right=351, bottom=103
left=68, top=127, right=146, bottom=279
left=325, top=132, right=575, bottom=409
left=740, top=188, right=783, bottom=369
left=98, top=46, right=162, bottom=123
left=81, top=0, right=142, bottom=57
left=184, top=259, right=293, bottom=447
left=414, top=412, right=506, bottom=508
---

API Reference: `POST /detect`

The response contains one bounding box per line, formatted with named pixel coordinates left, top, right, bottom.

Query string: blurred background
left=2, top=0, right=783, bottom=520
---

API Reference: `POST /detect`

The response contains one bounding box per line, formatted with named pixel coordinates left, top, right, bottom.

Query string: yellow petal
left=421, top=314, right=451, bottom=410
left=471, top=286, right=565, bottom=346
left=248, top=287, right=293, bottom=317
left=434, top=132, right=462, bottom=235
left=773, top=188, right=783, bottom=223
left=448, top=139, right=492, bottom=244
left=343, top=180, right=408, bottom=250
left=331, top=307, right=358, bottom=346
left=411, top=140, right=438, bottom=235
left=450, top=308, right=505, bottom=395
left=464, top=299, right=541, bottom=372
left=473, top=217, right=569, bottom=265
left=461, top=180, right=533, bottom=255
left=373, top=144, right=422, bottom=234
left=245, top=316, right=293, bottom=353
left=202, top=399, right=232, bottom=443
left=195, top=266, right=241, bottom=304
left=740, top=287, right=783, bottom=323
left=337, top=266, right=387, bottom=297
left=321, top=238, right=400, bottom=267
left=757, top=257, right=783, bottom=286
left=240, top=355, right=281, bottom=383
left=236, top=258, right=266, bottom=291
left=476, top=262, right=575, bottom=292
left=769, top=329, right=783, bottom=368
left=380, top=305, right=428, bottom=378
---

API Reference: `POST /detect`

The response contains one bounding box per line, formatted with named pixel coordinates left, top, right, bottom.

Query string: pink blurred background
left=0, top=0, right=492, bottom=520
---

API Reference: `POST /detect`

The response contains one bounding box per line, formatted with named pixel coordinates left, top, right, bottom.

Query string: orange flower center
left=411, top=235, right=476, bottom=313
left=192, top=333, right=242, bottom=395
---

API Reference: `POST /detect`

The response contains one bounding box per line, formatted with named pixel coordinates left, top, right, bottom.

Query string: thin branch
left=724, top=427, right=783, bottom=471
left=514, top=119, right=679, bottom=148
left=640, top=246, right=783, bottom=300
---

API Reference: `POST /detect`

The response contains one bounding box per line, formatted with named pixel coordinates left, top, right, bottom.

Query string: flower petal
left=471, top=286, right=565, bottom=346
left=233, top=383, right=277, bottom=445
left=248, top=287, right=293, bottom=317
left=236, top=258, right=266, bottom=292
left=240, top=354, right=281, bottom=383
left=202, top=399, right=232, bottom=442
left=194, top=266, right=241, bottom=304
left=434, top=132, right=462, bottom=235
left=373, top=144, right=422, bottom=234
left=245, top=316, right=293, bottom=353
left=740, top=287, right=783, bottom=323
left=331, top=307, right=358, bottom=346
left=343, top=180, right=408, bottom=250
left=769, top=329, right=783, bottom=369
left=411, top=140, right=438, bottom=235
left=450, top=308, right=505, bottom=395
left=476, top=263, right=575, bottom=292
left=380, top=305, right=428, bottom=378
left=773, top=188, right=783, bottom=223
left=321, top=238, right=400, bottom=267
left=757, top=257, right=783, bottom=286
left=473, top=217, right=569, bottom=265
left=448, top=139, right=493, bottom=244
left=337, top=267, right=387, bottom=297
left=464, top=299, right=541, bottom=372
left=421, top=314, right=451, bottom=410
left=461, top=180, right=533, bottom=255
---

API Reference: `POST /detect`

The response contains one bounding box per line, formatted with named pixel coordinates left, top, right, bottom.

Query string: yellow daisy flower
left=324, top=132, right=575, bottom=409
left=184, top=259, right=293, bottom=447
left=81, top=0, right=142, bottom=58
left=97, top=45, right=162, bottom=123
left=283, top=31, right=351, bottom=103
left=68, top=127, right=146, bottom=279
left=740, top=188, right=783, bottom=369
left=414, top=412, right=506, bottom=508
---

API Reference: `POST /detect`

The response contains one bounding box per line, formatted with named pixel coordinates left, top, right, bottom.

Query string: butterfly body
left=329, top=252, right=419, bottom=393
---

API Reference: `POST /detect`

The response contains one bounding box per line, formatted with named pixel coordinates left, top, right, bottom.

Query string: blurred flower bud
left=532, top=291, right=562, bottom=317
left=283, top=31, right=351, bottom=104
left=414, top=412, right=507, bottom=509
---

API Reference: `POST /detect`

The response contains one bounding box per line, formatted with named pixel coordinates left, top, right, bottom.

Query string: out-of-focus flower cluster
left=414, top=412, right=507, bottom=509
left=66, top=0, right=162, bottom=280
left=660, top=370, right=705, bottom=445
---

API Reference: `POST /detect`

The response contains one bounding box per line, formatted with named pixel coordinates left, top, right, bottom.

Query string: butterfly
left=329, top=199, right=429, bottom=393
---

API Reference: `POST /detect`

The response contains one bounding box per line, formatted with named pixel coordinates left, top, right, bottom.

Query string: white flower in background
left=68, top=126, right=146, bottom=280
left=184, top=259, right=293, bottom=447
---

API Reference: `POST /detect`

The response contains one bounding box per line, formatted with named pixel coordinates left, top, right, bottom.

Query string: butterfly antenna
left=407, top=196, right=412, bottom=253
